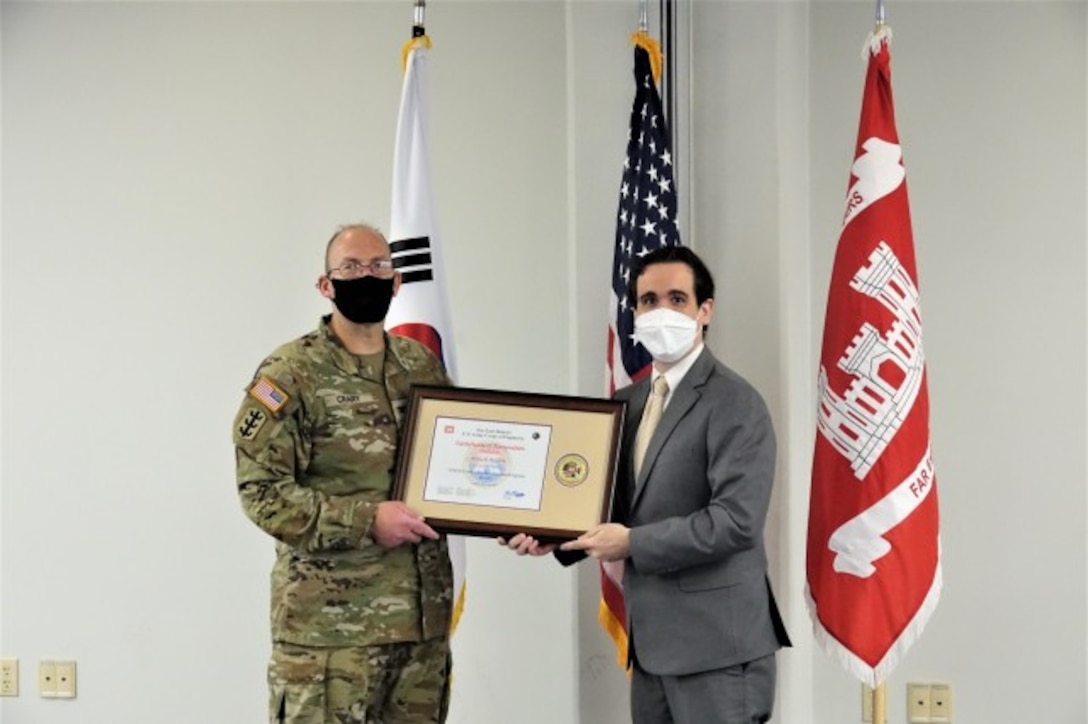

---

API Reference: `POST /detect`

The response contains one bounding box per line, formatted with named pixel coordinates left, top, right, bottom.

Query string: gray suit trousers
left=631, top=653, right=777, bottom=724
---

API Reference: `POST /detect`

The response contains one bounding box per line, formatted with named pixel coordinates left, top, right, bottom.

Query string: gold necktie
left=634, top=376, right=669, bottom=478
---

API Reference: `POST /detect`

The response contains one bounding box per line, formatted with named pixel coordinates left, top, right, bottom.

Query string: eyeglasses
left=326, top=259, right=395, bottom=280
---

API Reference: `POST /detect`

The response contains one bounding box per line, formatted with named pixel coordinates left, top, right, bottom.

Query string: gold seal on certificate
left=555, top=454, right=589, bottom=487
left=393, top=386, right=625, bottom=540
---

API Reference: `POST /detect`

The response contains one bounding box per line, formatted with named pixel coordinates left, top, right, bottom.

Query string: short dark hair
left=627, top=246, right=715, bottom=309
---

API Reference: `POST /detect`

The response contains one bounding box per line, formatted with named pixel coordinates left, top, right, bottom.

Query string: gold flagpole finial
left=632, top=31, right=663, bottom=85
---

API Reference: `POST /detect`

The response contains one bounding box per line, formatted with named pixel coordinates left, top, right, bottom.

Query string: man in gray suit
left=504, top=246, right=790, bottom=723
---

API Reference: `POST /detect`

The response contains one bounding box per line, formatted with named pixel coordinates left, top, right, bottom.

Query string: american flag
left=600, top=41, right=681, bottom=667
left=607, top=45, right=682, bottom=395
left=249, top=377, right=288, bottom=413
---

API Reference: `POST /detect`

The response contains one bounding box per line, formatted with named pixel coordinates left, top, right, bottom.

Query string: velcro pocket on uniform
left=268, top=646, right=327, bottom=722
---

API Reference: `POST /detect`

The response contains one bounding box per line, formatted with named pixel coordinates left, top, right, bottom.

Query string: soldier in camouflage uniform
left=233, top=224, right=454, bottom=724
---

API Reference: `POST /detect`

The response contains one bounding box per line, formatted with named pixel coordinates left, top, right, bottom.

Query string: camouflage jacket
left=233, top=316, right=453, bottom=647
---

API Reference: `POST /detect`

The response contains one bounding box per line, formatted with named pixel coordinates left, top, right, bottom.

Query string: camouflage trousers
left=269, top=638, right=451, bottom=724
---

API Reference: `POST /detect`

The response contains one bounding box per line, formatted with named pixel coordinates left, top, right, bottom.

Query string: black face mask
left=329, top=276, right=395, bottom=324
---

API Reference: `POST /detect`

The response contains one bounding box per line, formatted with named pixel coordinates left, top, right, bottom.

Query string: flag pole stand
left=874, top=682, right=886, bottom=724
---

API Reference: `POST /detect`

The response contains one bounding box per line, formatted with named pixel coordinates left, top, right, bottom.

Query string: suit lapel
left=631, top=348, right=716, bottom=509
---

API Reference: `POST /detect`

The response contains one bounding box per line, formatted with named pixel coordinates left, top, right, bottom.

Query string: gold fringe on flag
left=451, top=581, right=466, bottom=631
left=401, top=34, right=432, bottom=73
left=630, top=30, right=663, bottom=85
left=597, top=598, right=631, bottom=671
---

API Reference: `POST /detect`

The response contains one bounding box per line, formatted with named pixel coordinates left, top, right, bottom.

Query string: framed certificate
left=392, top=385, right=626, bottom=541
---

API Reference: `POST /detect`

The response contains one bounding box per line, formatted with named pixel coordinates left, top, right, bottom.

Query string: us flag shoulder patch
left=249, top=376, right=289, bottom=413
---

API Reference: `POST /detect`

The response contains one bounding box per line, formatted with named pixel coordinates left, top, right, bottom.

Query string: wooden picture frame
left=392, top=385, right=626, bottom=541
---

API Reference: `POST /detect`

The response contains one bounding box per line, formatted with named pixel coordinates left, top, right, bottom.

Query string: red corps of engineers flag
left=806, top=29, right=941, bottom=687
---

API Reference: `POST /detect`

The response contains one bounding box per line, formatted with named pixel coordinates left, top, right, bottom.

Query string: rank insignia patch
left=237, top=408, right=267, bottom=440
left=249, top=376, right=289, bottom=413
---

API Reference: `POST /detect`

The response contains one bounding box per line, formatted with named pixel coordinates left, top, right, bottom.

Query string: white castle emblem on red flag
left=816, top=240, right=923, bottom=481
left=814, top=137, right=935, bottom=580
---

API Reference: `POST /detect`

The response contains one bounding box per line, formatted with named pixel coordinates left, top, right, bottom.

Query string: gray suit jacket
left=564, top=347, right=790, bottom=676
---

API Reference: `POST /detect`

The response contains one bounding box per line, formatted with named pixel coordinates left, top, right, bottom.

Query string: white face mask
left=633, top=308, right=700, bottom=363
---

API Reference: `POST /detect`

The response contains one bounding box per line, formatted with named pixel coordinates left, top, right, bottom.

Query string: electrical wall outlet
left=861, top=684, right=874, bottom=722
left=53, top=661, right=77, bottom=699
left=930, top=682, right=952, bottom=723
left=907, top=682, right=933, bottom=723
left=38, top=660, right=57, bottom=698
left=38, top=660, right=77, bottom=699
left=0, top=658, right=18, bottom=696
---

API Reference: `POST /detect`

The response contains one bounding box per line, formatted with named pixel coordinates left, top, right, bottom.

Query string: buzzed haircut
left=323, top=223, right=388, bottom=272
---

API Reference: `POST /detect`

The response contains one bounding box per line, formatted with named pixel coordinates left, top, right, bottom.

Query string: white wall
left=566, top=3, right=642, bottom=721
left=1, top=2, right=580, bottom=723
left=3, top=2, right=1085, bottom=724
left=687, top=1, right=1087, bottom=723
left=806, top=4, right=1086, bottom=723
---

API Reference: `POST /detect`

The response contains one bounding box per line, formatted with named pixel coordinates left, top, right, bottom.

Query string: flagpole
left=875, top=0, right=885, bottom=27
left=874, top=683, right=886, bottom=724
left=413, top=0, right=425, bottom=37
left=638, top=0, right=647, bottom=32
